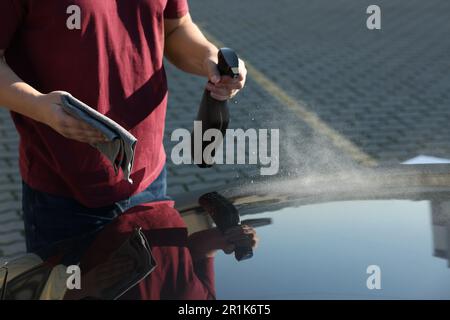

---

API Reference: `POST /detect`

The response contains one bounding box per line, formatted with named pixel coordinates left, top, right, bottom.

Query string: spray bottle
left=192, top=48, right=240, bottom=168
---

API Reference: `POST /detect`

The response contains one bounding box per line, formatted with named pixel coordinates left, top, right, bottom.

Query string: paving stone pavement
left=188, top=0, right=450, bottom=163
left=1, top=0, right=450, bottom=259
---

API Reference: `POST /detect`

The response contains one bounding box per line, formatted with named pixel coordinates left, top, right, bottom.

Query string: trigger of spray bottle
left=191, top=48, right=240, bottom=168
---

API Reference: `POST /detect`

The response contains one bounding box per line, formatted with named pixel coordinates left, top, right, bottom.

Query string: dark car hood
left=175, top=164, right=450, bottom=299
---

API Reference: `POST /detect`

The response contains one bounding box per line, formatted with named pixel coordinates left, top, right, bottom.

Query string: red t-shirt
left=0, top=0, right=189, bottom=207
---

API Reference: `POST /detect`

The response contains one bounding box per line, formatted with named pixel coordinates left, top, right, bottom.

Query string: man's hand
left=204, top=56, right=247, bottom=101
left=187, top=225, right=259, bottom=260
left=164, top=14, right=247, bottom=101
left=37, top=91, right=107, bottom=144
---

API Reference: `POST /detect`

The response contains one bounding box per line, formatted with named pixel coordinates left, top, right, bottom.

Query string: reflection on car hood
left=176, top=164, right=450, bottom=299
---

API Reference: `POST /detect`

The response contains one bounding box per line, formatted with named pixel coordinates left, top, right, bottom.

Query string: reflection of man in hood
left=1, top=201, right=258, bottom=300
left=71, top=201, right=258, bottom=300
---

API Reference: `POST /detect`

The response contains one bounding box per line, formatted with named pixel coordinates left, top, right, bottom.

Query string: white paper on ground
left=402, top=155, right=450, bottom=165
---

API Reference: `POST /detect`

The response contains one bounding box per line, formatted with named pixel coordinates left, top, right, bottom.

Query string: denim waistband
left=114, top=166, right=170, bottom=215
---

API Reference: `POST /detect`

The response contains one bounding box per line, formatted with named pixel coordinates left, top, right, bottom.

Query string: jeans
left=22, top=166, right=169, bottom=253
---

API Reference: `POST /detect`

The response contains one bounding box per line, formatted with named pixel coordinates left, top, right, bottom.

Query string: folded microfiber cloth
left=60, top=93, right=137, bottom=184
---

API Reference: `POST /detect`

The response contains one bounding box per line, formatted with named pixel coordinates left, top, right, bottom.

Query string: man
left=0, top=1, right=248, bottom=252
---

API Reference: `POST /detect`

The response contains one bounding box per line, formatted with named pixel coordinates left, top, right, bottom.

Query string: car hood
left=175, top=164, right=450, bottom=299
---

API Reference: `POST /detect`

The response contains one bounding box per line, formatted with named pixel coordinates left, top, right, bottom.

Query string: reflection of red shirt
left=0, top=0, right=188, bottom=207
left=81, top=201, right=216, bottom=300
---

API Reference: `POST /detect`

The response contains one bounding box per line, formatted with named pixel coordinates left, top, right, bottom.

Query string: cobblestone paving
left=1, top=0, right=450, bottom=259
left=0, top=110, right=24, bottom=259
left=189, top=0, right=450, bottom=163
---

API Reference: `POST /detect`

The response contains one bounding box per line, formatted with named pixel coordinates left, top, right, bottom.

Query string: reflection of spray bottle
left=192, top=48, right=240, bottom=168
left=199, top=192, right=253, bottom=261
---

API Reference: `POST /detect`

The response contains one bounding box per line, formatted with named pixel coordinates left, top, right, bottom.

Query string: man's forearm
left=0, top=53, right=49, bottom=124
left=164, top=14, right=218, bottom=77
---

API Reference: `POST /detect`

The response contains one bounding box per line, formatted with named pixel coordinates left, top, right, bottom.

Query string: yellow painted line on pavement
left=203, top=30, right=378, bottom=167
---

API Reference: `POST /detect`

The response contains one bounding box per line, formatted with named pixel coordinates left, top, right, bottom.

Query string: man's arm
left=164, top=14, right=247, bottom=101
left=0, top=50, right=47, bottom=124
left=0, top=50, right=105, bottom=143
left=164, top=14, right=217, bottom=78
left=187, top=226, right=259, bottom=261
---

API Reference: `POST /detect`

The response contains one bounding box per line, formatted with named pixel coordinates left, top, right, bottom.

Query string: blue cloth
left=22, top=166, right=169, bottom=253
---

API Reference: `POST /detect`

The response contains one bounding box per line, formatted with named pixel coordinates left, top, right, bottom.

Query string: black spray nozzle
left=199, top=192, right=253, bottom=261
left=217, top=48, right=240, bottom=78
